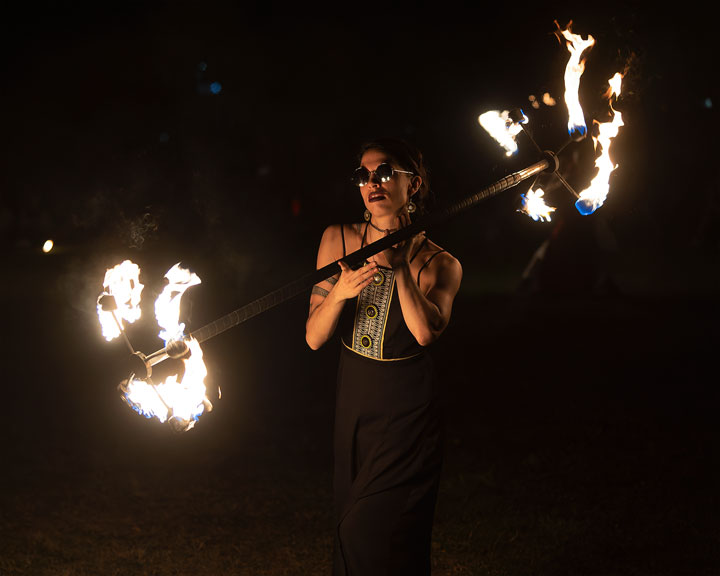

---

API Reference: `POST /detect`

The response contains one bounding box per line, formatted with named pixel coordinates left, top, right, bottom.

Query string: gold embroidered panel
left=352, top=267, right=394, bottom=359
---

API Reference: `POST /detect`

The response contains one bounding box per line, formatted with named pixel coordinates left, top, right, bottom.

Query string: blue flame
left=123, top=392, right=154, bottom=419
left=575, top=197, right=599, bottom=215
left=568, top=124, right=587, bottom=138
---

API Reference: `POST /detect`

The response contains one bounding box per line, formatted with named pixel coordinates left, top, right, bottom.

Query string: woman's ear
left=410, top=175, right=422, bottom=196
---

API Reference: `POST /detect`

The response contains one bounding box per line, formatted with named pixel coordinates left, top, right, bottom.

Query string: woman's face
left=358, top=149, right=417, bottom=220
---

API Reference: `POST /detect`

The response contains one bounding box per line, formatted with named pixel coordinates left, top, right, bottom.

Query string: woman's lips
left=368, top=193, right=387, bottom=203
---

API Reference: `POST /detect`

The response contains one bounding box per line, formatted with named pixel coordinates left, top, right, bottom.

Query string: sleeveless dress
left=333, top=222, right=447, bottom=576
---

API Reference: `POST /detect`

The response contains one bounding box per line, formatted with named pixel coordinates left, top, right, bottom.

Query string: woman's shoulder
left=418, top=236, right=462, bottom=275
left=320, top=222, right=364, bottom=238
left=318, top=223, right=365, bottom=255
left=321, top=222, right=366, bottom=244
left=421, top=236, right=458, bottom=261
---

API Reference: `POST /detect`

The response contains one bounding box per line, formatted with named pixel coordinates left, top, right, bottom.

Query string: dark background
left=2, top=1, right=718, bottom=574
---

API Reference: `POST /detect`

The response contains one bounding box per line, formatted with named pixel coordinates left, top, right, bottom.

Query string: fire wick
left=97, top=293, right=137, bottom=354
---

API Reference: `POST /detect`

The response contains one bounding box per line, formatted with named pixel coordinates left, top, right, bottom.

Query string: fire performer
left=306, top=137, right=462, bottom=575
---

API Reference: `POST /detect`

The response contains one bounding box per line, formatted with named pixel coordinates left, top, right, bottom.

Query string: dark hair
left=357, top=137, right=433, bottom=215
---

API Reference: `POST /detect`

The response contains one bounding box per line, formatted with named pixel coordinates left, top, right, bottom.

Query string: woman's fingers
left=356, top=262, right=378, bottom=286
left=337, top=260, right=378, bottom=296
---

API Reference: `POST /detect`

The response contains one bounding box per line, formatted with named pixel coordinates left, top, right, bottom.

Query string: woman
left=306, top=137, right=462, bottom=575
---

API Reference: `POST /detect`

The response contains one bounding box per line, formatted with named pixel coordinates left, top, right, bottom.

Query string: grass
left=2, top=252, right=719, bottom=575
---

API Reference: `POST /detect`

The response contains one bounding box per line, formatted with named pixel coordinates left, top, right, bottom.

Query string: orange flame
left=97, top=260, right=144, bottom=341
left=122, top=263, right=210, bottom=430
left=122, top=338, right=210, bottom=430
left=555, top=21, right=595, bottom=137
left=575, top=72, right=624, bottom=215
left=520, top=187, right=556, bottom=222
left=478, top=109, right=528, bottom=156
left=97, top=261, right=212, bottom=431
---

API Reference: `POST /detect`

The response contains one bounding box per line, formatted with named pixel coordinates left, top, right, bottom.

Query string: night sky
left=2, top=1, right=718, bottom=574
left=3, top=2, right=716, bottom=290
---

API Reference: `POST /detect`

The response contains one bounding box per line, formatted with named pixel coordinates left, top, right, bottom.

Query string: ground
left=1, top=247, right=718, bottom=576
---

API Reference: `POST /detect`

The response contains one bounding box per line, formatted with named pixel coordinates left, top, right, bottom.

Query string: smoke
left=120, top=210, right=160, bottom=249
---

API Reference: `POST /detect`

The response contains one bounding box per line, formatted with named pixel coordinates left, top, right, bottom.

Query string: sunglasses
left=351, top=163, right=414, bottom=187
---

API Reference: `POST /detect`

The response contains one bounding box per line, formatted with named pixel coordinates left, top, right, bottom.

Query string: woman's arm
left=393, top=251, right=462, bottom=346
left=376, top=212, right=462, bottom=347
left=305, top=225, right=379, bottom=350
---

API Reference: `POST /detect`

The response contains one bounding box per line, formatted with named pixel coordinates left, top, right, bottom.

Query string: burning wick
left=97, top=293, right=136, bottom=354
left=478, top=109, right=528, bottom=156
left=555, top=21, right=595, bottom=139
left=121, top=338, right=211, bottom=433
left=575, top=72, right=624, bottom=215
left=97, top=260, right=144, bottom=342
left=520, top=188, right=556, bottom=222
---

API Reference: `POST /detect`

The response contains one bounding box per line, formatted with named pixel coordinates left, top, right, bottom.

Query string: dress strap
left=340, top=224, right=346, bottom=257
left=409, top=236, right=429, bottom=263
left=417, top=249, right=446, bottom=285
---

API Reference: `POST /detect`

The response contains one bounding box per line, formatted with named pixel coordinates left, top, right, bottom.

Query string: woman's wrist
left=326, top=287, right=345, bottom=307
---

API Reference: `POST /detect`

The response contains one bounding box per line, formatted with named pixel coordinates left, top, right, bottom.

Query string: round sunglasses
left=351, top=163, right=414, bottom=187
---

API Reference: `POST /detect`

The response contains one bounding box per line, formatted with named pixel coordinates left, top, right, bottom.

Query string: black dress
left=333, top=223, right=446, bottom=576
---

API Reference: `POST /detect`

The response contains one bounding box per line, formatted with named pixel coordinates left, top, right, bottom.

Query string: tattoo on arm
left=312, top=285, right=329, bottom=298
left=327, top=276, right=338, bottom=285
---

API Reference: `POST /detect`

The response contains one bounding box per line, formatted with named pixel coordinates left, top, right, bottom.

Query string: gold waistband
left=341, top=340, right=422, bottom=362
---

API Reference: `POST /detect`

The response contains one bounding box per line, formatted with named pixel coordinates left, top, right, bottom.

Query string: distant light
left=42, top=239, right=54, bottom=253
left=198, top=61, right=208, bottom=72
left=210, top=81, right=222, bottom=94
left=704, top=97, right=713, bottom=109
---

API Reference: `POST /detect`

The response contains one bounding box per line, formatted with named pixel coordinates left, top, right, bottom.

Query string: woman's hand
left=334, top=260, right=379, bottom=301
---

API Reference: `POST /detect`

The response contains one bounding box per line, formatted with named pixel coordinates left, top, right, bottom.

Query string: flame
left=97, top=260, right=144, bottom=341
left=155, top=263, right=202, bottom=342
left=478, top=109, right=528, bottom=156
left=122, top=263, right=210, bottom=430
left=122, top=338, right=210, bottom=430
left=575, top=72, right=624, bottom=215
left=42, top=239, right=54, bottom=253
left=556, top=22, right=595, bottom=137
left=519, top=187, right=556, bottom=222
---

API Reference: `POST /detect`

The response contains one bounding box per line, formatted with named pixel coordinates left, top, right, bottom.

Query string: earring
left=364, top=209, right=371, bottom=221
left=407, top=200, right=416, bottom=214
